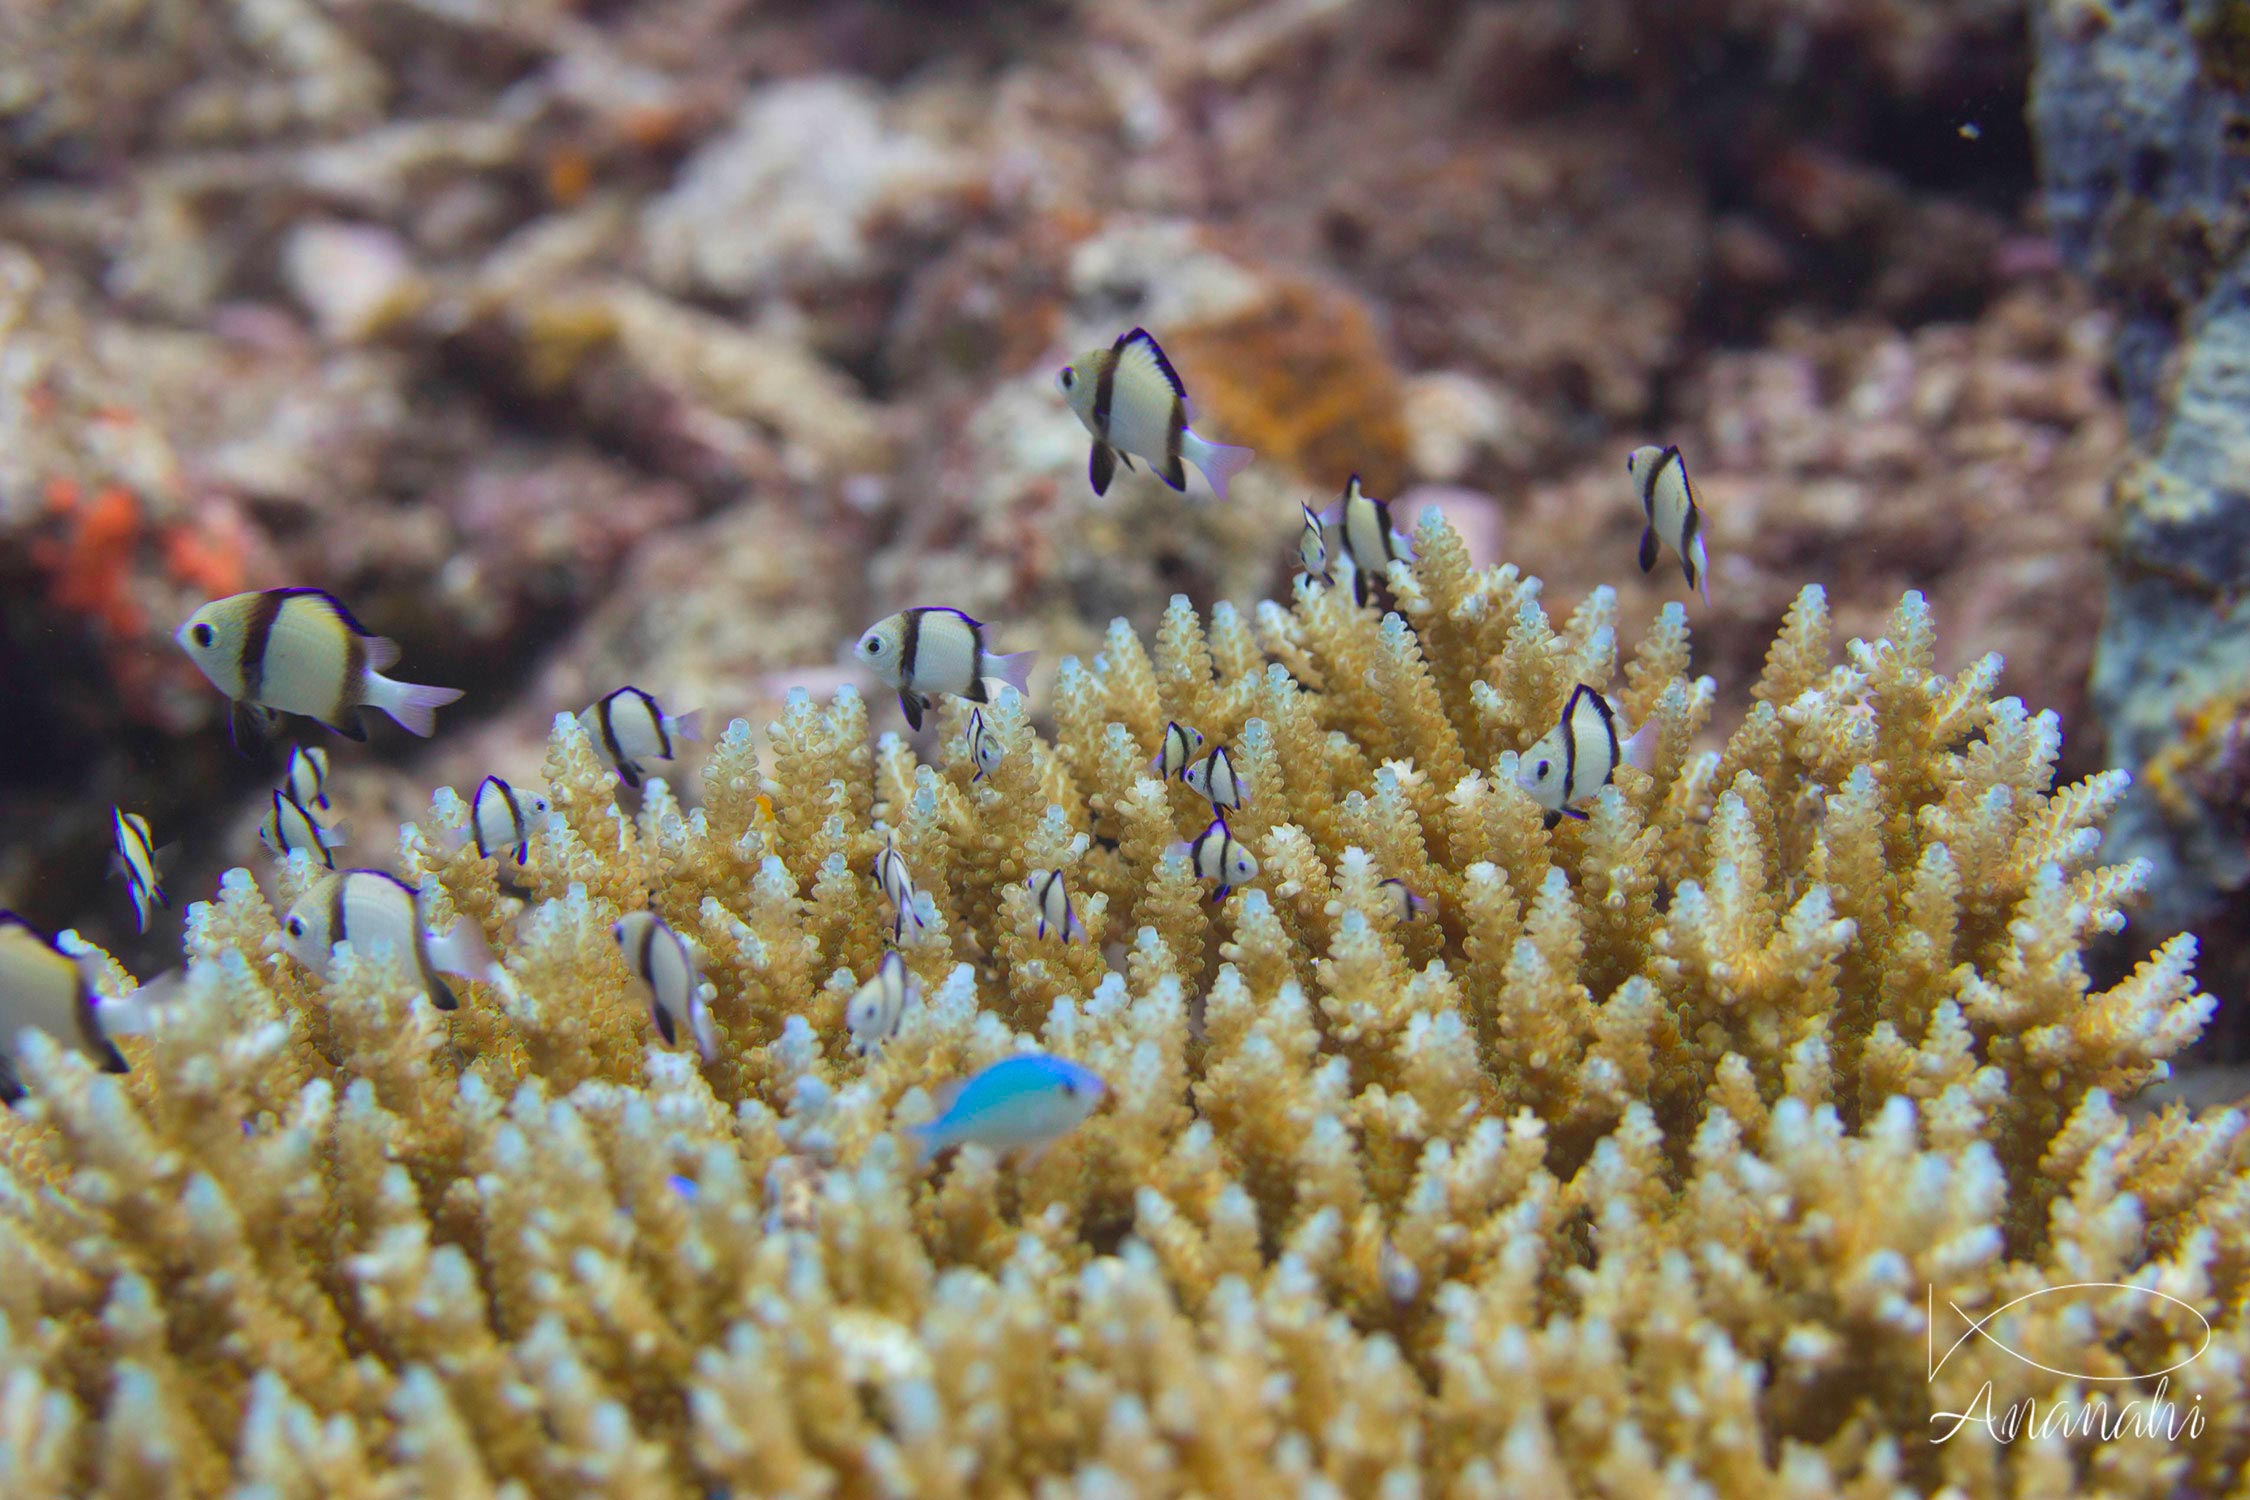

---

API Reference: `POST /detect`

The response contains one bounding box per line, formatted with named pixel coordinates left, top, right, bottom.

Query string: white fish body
left=1057, top=328, right=1253, bottom=501
left=1515, top=684, right=1661, bottom=818
left=1027, top=870, right=1085, bottom=942
left=580, top=687, right=703, bottom=789
left=1626, top=445, right=1711, bottom=605
left=845, top=951, right=921, bottom=1055
left=1153, top=721, right=1203, bottom=779
left=872, top=841, right=926, bottom=941
left=286, top=745, right=331, bottom=810
left=280, top=870, right=483, bottom=1010
left=1296, top=501, right=1332, bottom=584
left=906, top=1053, right=1106, bottom=1163
left=1170, top=816, right=1258, bottom=902
left=0, top=915, right=131, bottom=1101
left=1323, top=476, right=1415, bottom=607
left=259, top=789, right=347, bottom=868
left=175, top=588, right=463, bottom=745
left=471, top=775, right=550, bottom=865
left=1182, top=745, right=1243, bottom=811
left=113, top=808, right=165, bottom=934
left=967, top=708, right=1005, bottom=782
left=614, top=910, right=713, bottom=1060
left=854, top=608, right=1035, bottom=732
left=1379, top=878, right=1431, bottom=923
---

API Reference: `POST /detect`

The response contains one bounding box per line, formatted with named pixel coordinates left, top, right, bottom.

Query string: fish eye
left=191, top=623, right=215, bottom=648
left=1535, top=759, right=1551, bottom=779
left=1058, top=367, right=1076, bottom=391
left=860, top=637, right=881, bottom=656
left=286, top=916, right=305, bottom=938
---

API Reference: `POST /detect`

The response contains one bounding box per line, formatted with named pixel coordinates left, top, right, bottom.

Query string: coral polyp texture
left=3, top=514, right=2241, bottom=1498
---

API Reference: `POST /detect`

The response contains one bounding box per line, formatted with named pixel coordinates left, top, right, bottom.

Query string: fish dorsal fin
left=1112, top=327, right=1187, bottom=402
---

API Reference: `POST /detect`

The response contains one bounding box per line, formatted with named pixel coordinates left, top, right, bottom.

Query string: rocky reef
left=1, top=516, right=2238, bottom=1496
left=2030, top=0, right=2250, bottom=1038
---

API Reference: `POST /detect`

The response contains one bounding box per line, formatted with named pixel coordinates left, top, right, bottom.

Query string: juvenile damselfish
left=966, top=707, right=1005, bottom=783
left=872, top=838, right=927, bottom=942
left=286, top=745, right=331, bottom=811
left=279, top=870, right=490, bottom=1011
left=1153, top=721, right=1204, bottom=780
left=1027, top=869, right=1085, bottom=942
left=1296, top=500, right=1333, bottom=586
left=906, top=1052, right=1107, bottom=1163
left=855, top=608, right=1034, bottom=731
left=1626, top=444, right=1711, bottom=605
left=1057, top=327, right=1253, bottom=501
left=1183, top=745, right=1244, bottom=811
left=613, top=911, right=714, bottom=1061
left=0, top=914, right=150, bottom=1102
left=1174, top=816, right=1259, bottom=902
left=471, top=775, right=549, bottom=865
left=1515, top=683, right=1660, bottom=819
left=112, top=808, right=165, bottom=934
left=176, top=588, right=463, bottom=749
left=845, top=951, right=921, bottom=1055
left=1325, top=475, right=1415, bottom=607
left=580, top=687, right=703, bottom=789
left=258, top=788, right=347, bottom=868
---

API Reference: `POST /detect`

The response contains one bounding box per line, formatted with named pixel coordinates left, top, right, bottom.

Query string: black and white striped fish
left=1027, top=869, right=1085, bottom=942
left=614, top=910, right=715, bottom=1061
left=472, top=775, right=549, bottom=865
left=1171, top=816, right=1258, bottom=903
left=258, top=788, right=347, bottom=868
left=0, top=913, right=152, bottom=1102
left=872, top=839, right=926, bottom=942
left=1627, top=444, right=1711, bottom=606
left=579, top=687, right=703, bottom=789
left=967, top=707, right=1005, bottom=782
left=285, top=745, right=331, bottom=811
left=844, top=950, right=921, bottom=1055
left=1515, top=684, right=1660, bottom=819
left=1322, top=476, right=1415, bottom=607
left=174, top=588, right=463, bottom=750
left=1153, top=721, right=1204, bottom=780
left=1058, top=327, right=1254, bottom=500
left=1182, top=745, right=1244, bottom=812
left=279, top=870, right=490, bottom=1011
left=1379, top=878, right=1431, bottom=923
left=1297, top=500, right=1333, bottom=586
left=854, top=608, right=1034, bottom=732
left=112, top=808, right=166, bottom=934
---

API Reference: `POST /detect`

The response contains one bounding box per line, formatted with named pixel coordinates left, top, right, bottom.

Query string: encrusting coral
left=1, top=512, right=2243, bottom=1498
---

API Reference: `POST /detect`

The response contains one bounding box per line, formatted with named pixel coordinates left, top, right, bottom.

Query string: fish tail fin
left=1066, top=911, right=1087, bottom=943
left=986, top=650, right=1036, bottom=697
left=671, top=709, right=706, bottom=744
left=1620, top=718, right=1663, bottom=775
left=367, top=677, right=465, bottom=738
left=427, top=916, right=495, bottom=982
left=1184, top=434, right=1253, bottom=502
left=1687, top=539, right=1711, bottom=606
left=318, top=820, right=351, bottom=849
left=905, top=1120, right=943, bottom=1167
left=1391, top=528, right=1417, bottom=563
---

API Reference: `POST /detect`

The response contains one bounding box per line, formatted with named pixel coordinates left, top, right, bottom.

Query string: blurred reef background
left=0, top=0, right=2241, bottom=1056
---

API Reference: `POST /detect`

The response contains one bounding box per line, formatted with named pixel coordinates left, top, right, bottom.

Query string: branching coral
left=1, top=511, right=2242, bottom=1497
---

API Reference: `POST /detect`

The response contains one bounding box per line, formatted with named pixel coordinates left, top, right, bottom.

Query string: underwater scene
left=3, top=1, right=2249, bottom=1494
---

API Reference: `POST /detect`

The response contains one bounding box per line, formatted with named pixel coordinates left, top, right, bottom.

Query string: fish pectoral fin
left=228, top=701, right=276, bottom=756
left=332, top=710, right=370, bottom=743
left=1089, top=443, right=1117, bottom=496
left=1638, top=525, right=1659, bottom=573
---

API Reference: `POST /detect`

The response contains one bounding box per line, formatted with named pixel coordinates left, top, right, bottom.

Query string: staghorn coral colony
left=1, top=503, right=2242, bottom=1497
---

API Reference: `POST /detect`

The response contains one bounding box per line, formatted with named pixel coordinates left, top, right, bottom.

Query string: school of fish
left=7, top=323, right=1723, bottom=1162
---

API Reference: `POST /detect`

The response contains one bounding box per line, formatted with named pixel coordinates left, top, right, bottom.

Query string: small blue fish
left=907, top=1053, right=1106, bottom=1162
